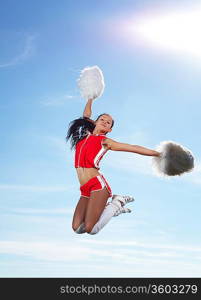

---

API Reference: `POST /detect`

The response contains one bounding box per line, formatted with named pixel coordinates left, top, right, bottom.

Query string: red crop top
left=74, top=133, right=108, bottom=169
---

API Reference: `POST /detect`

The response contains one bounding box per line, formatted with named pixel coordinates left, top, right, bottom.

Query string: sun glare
left=126, top=9, right=201, bottom=57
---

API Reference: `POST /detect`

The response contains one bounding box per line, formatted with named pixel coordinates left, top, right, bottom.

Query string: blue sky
left=1, top=0, right=201, bottom=277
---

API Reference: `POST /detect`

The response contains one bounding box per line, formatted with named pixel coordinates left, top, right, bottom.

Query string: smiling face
left=93, top=114, right=113, bottom=134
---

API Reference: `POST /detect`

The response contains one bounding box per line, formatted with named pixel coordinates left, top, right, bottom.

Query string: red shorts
left=80, top=174, right=112, bottom=198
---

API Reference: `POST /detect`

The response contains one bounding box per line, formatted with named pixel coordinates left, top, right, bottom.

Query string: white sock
left=89, top=202, right=120, bottom=235
left=75, top=222, right=86, bottom=234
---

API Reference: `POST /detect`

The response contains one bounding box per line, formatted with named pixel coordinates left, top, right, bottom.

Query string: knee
left=72, top=225, right=77, bottom=232
left=85, top=224, right=93, bottom=233
left=72, top=223, right=85, bottom=234
left=85, top=223, right=96, bottom=234
left=72, top=222, right=78, bottom=232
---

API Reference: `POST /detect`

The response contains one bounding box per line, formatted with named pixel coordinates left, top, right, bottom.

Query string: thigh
left=85, top=187, right=110, bottom=229
left=72, top=196, right=89, bottom=230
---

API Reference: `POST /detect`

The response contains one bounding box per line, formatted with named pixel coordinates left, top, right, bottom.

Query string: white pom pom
left=152, top=141, right=194, bottom=176
left=77, top=65, right=105, bottom=100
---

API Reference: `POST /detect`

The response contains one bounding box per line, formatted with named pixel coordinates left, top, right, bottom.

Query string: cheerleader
left=66, top=98, right=160, bottom=235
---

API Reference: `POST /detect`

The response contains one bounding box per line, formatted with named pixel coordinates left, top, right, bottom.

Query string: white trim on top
left=97, top=175, right=105, bottom=189
left=94, top=146, right=107, bottom=169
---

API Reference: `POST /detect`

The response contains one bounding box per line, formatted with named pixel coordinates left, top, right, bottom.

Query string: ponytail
left=66, top=117, right=95, bottom=149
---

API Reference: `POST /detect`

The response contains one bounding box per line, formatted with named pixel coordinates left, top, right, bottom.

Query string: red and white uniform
left=75, top=133, right=108, bottom=169
left=75, top=133, right=112, bottom=198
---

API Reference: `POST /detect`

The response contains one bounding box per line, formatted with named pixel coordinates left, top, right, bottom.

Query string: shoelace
left=119, top=196, right=130, bottom=205
left=114, top=209, right=122, bottom=216
left=124, top=196, right=130, bottom=202
left=114, top=207, right=129, bottom=216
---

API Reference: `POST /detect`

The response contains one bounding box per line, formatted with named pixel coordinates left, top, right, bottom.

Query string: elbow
left=83, top=114, right=91, bottom=119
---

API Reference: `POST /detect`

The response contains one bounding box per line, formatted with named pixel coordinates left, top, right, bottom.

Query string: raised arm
left=83, top=99, right=94, bottom=118
left=103, top=138, right=160, bottom=157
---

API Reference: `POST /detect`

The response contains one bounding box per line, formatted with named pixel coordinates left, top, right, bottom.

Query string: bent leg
left=85, top=188, right=119, bottom=234
left=72, top=196, right=89, bottom=233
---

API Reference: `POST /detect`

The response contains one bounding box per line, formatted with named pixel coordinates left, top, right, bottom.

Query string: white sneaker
left=113, top=206, right=131, bottom=217
left=112, top=194, right=134, bottom=206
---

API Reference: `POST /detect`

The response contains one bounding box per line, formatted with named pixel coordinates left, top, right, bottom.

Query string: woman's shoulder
left=101, top=137, right=114, bottom=149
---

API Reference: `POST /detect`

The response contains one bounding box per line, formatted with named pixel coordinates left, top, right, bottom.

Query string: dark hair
left=66, top=114, right=114, bottom=149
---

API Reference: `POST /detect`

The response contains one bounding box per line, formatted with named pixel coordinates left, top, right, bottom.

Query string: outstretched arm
left=83, top=99, right=94, bottom=118
left=103, top=138, right=160, bottom=157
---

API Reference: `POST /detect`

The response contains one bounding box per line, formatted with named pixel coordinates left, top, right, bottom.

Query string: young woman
left=66, top=98, right=160, bottom=235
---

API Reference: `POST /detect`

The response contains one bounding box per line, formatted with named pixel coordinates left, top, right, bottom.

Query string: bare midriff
left=76, top=167, right=100, bottom=186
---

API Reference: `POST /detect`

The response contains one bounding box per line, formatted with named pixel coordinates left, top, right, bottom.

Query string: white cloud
left=1, top=205, right=200, bottom=276
left=0, top=241, right=90, bottom=262
left=104, top=132, right=154, bottom=176
left=0, top=238, right=200, bottom=277
left=41, top=94, right=77, bottom=106
left=0, top=34, right=36, bottom=68
left=0, top=184, right=73, bottom=192
left=44, top=135, right=74, bottom=162
left=105, top=150, right=153, bottom=176
left=82, top=239, right=201, bottom=253
left=8, top=208, right=74, bottom=215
